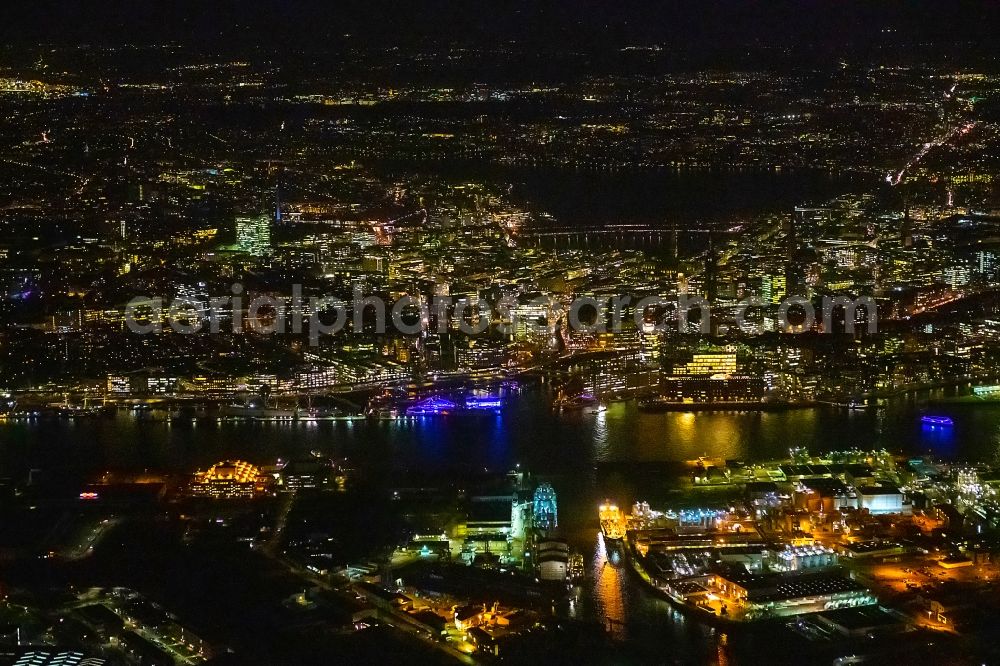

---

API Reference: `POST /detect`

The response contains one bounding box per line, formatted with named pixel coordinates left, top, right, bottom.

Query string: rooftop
left=719, top=569, right=867, bottom=602
left=817, top=605, right=906, bottom=631
left=856, top=484, right=903, bottom=496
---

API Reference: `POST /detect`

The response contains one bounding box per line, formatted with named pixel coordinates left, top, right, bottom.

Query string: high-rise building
left=236, top=214, right=271, bottom=256
left=942, top=264, right=970, bottom=288
left=977, top=250, right=997, bottom=279
left=673, top=352, right=738, bottom=377
left=762, top=274, right=786, bottom=305
left=512, top=295, right=552, bottom=343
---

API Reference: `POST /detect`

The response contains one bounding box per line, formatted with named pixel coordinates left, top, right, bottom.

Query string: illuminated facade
left=660, top=376, right=765, bottom=403
left=236, top=214, right=272, bottom=256
left=190, top=460, right=267, bottom=499
left=673, top=352, right=738, bottom=377
left=709, top=570, right=876, bottom=618
left=464, top=395, right=502, bottom=411
left=532, top=483, right=558, bottom=532
left=455, top=338, right=506, bottom=371
left=12, top=652, right=106, bottom=666
left=761, top=274, right=786, bottom=304
left=107, top=375, right=131, bottom=395
left=769, top=545, right=838, bottom=572
left=511, top=297, right=552, bottom=343
left=856, top=484, right=909, bottom=515
left=279, top=459, right=334, bottom=492
left=510, top=497, right=532, bottom=542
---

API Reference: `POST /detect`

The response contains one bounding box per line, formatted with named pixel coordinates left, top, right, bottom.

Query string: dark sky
left=3, top=1, right=999, bottom=51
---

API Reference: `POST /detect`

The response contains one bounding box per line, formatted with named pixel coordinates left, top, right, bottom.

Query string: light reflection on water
left=1, top=388, right=999, bottom=659
left=591, top=406, right=610, bottom=458
left=591, top=532, right=627, bottom=639
left=574, top=528, right=720, bottom=659
left=3, top=387, right=992, bottom=471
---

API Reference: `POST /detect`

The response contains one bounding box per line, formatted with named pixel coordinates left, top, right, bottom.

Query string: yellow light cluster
left=196, top=460, right=260, bottom=483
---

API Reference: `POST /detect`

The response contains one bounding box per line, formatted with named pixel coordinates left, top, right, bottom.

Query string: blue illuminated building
left=533, top=483, right=558, bottom=532
left=465, top=395, right=502, bottom=411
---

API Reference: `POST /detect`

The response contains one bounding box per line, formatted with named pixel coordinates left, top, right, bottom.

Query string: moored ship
left=599, top=502, right=626, bottom=541
left=222, top=403, right=296, bottom=420
left=638, top=397, right=795, bottom=412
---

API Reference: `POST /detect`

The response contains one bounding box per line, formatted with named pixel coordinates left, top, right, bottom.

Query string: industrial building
left=709, top=568, right=876, bottom=618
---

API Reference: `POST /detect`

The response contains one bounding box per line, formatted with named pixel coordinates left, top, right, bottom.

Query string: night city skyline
left=2, top=3, right=1000, bottom=665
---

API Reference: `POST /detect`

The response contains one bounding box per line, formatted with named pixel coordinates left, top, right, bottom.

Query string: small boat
left=590, top=404, right=608, bottom=414
left=921, top=415, right=954, bottom=427
left=555, top=392, right=599, bottom=411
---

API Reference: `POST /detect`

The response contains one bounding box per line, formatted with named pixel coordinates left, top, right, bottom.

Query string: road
left=259, top=493, right=476, bottom=664
left=886, top=121, right=976, bottom=187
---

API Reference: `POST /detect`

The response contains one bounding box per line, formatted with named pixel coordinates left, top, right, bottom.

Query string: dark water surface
left=0, top=389, right=993, bottom=662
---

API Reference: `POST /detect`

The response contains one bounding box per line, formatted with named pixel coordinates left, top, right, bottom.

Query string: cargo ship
left=638, top=397, right=797, bottom=412
left=599, top=502, right=626, bottom=541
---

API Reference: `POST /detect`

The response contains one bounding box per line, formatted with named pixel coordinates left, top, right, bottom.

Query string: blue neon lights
left=404, top=394, right=503, bottom=416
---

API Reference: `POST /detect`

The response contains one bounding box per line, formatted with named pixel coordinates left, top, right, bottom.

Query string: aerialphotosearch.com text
left=123, top=284, right=877, bottom=345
